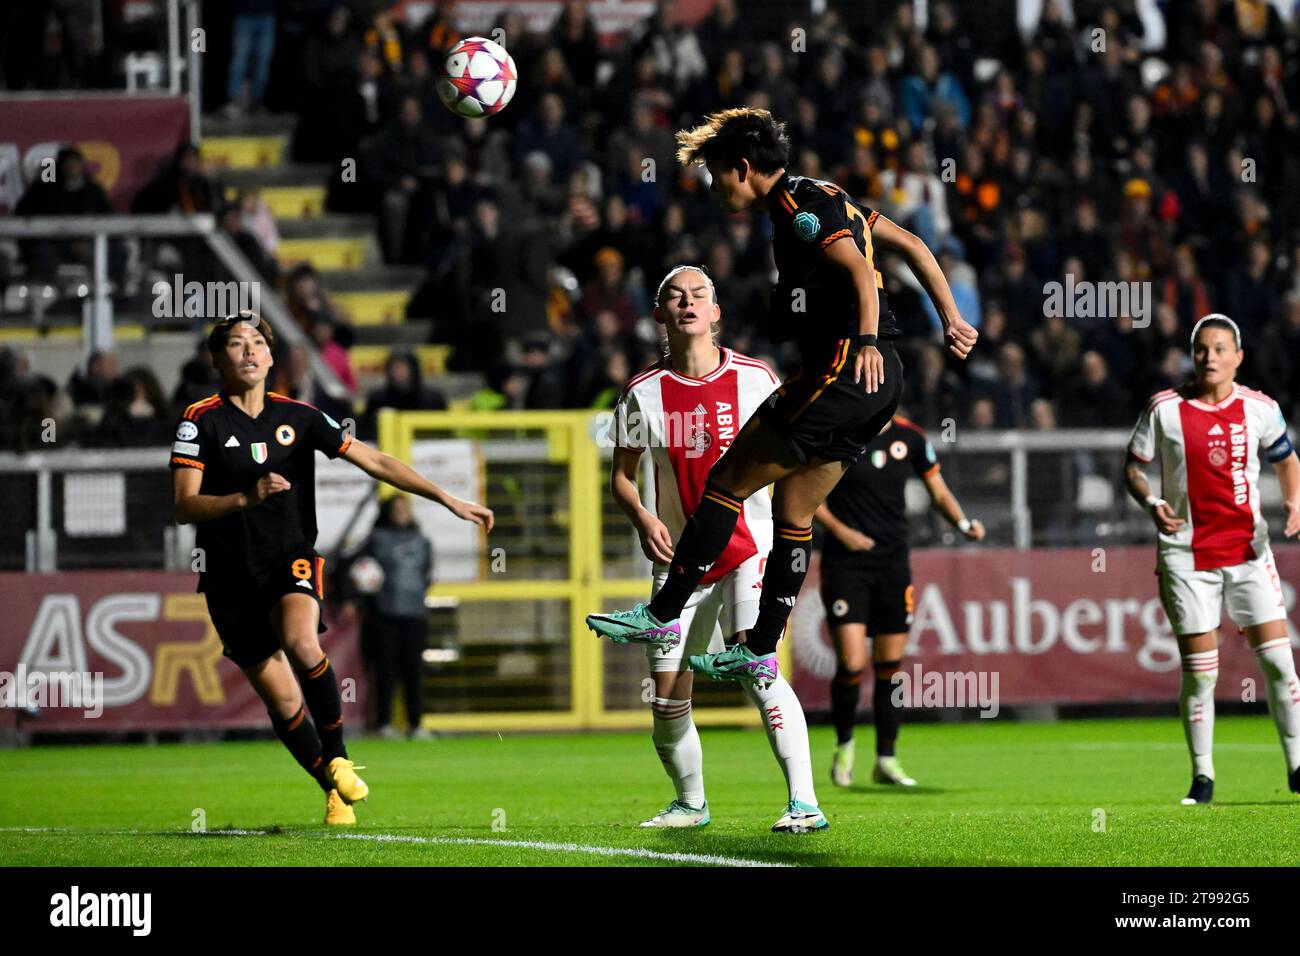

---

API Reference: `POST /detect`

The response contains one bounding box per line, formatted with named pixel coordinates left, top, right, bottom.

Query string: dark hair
left=207, top=311, right=275, bottom=359
left=675, top=108, right=791, bottom=174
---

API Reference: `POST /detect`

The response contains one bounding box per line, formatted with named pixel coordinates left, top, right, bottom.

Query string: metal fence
left=10, top=424, right=1249, bottom=572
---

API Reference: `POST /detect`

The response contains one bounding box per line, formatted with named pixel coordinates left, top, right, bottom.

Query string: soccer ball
left=349, top=556, right=385, bottom=595
left=436, top=37, right=517, bottom=118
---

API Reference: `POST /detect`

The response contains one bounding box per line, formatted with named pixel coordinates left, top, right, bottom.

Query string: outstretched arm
left=870, top=214, right=977, bottom=359
left=343, top=439, right=493, bottom=531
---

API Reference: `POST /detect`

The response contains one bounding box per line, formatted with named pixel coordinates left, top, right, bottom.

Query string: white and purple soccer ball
left=436, top=36, right=518, bottom=119
left=349, top=556, right=385, bottom=595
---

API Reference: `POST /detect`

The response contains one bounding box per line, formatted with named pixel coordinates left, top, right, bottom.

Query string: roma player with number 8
left=170, top=312, right=493, bottom=824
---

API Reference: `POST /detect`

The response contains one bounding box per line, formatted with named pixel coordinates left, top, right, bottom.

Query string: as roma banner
left=0, top=572, right=366, bottom=732
left=0, top=96, right=190, bottom=214
left=789, top=546, right=1300, bottom=712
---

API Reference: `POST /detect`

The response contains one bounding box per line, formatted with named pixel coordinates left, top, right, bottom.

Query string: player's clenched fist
left=944, top=315, right=978, bottom=359
left=248, top=472, right=291, bottom=506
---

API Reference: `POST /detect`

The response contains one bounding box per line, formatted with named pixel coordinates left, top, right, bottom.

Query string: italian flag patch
left=251, top=442, right=268, bottom=463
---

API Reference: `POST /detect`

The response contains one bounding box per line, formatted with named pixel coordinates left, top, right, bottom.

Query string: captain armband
left=1265, top=432, right=1295, bottom=463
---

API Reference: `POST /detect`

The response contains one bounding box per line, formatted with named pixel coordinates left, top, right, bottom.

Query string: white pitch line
left=326, top=831, right=789, bottom=867
left=0, top=827, right=791, bottom=867
left=1067, top=742, right=1277, bottom=752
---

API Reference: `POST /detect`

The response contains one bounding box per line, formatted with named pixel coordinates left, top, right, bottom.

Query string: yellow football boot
left=324, top=789, right=356, bottom=825
left=328, top=757, right=369, bottom=804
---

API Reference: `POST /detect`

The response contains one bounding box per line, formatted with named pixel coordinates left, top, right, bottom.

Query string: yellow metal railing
left=379, top=409, right=788, bottom=732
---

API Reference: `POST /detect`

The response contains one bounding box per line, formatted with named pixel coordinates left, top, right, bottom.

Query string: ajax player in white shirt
left=606, top=266, right=826, bottom=833
left=1125, top=314, right=1300, bottom=805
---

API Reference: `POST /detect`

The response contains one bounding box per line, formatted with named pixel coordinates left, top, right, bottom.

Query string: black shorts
left=821, top=557, right=914, bottom=635
left=758, top=337, right=903, bottom=465
left=202, top=547, right=328, bottom=668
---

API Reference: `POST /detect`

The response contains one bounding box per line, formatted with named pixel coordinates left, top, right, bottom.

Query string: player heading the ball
left=587, top=108, right=977, bottom=687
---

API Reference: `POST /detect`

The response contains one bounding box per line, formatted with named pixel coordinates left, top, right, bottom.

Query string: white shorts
left=1158, top=549, right=1287, bottom=636
left=646, top=553, right=762, bottom=672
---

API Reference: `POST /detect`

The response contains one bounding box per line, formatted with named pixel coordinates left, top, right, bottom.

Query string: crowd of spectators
left=3, top=0, right=1300, bottom=453
left=278, top=0, right=1300, bottom=431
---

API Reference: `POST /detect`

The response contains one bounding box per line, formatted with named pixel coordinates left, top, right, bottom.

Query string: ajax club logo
left=687, top=424, right=712, bottom=454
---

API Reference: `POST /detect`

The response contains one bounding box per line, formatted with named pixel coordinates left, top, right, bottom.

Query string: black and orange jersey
left=169, top=389, right=353, bottom=587
left=821, top=416, right=938, bottom=566
left=768, top=172, right=901, bottom=346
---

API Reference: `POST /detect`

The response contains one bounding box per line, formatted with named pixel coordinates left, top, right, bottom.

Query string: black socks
left=873, top=659, right=903, bottom=757
left=648, top=482, right=744, bottom=623
left=298, top=657, right=347, bottom=762
left=745, top=524, right=813, bottom=656
left=270, top=705, right=331, bottom=792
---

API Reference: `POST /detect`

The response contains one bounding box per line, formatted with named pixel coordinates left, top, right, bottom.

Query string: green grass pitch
left=1, top=717, right=1296, bottom=867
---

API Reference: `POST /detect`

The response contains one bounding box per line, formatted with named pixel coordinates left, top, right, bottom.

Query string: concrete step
left=322, top=266, right=426, bottom=293
left=349, top=343, right=452, bottom=379
left=0, top=323, right=147, bottom=342
left=202, top=111, right=297, bottom=138
left=352, top=321, right=431, bottom=345
left=332, top=289, right=411, bottom=325
left=277, top=214, right=373, bottom=239
left=221, top=164, right=333, bottom=189
left=257, top=185, right=326, bottom=219
left=200, top=135, right=287, bottom=171
left=277, top=236, right=372, bottom=272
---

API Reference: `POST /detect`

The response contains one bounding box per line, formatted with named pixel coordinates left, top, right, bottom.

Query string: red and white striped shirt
left=1128, top=383, right=1290, bottom=571
left=614, top=348, right=780, bottom=584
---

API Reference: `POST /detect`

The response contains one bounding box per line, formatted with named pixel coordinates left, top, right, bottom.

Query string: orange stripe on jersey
left=782, top=190, right=797, bottom=211
left=860, top=218, right=884, bottom=289
left=866, top=210, right=879, bottom=229
left=893, top=416, right=927, bottom=437
left=267, top=391, right=317, bottom=410
left=819, top=228, right=851, bottom=249
left=815, top=182, right=839, bottom=197
left=184, top=395, right=221, bottom=420
left=338, top=434, right=353, bottom=456
left=171, top=456, right=204, bottom=470
left=920, top=463, right=940, bottom=478
left=787, top=339, right=850, bottom=422
left=315, top=557, right=326, bottom=600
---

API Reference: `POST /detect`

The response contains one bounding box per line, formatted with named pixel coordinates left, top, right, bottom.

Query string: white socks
left=1179, top=649, right=1218, bottom=779
left=1254, top=638, right=1300, bottom=773
left=651, top=697, right=705, bottom=807
left=743, top=674, right=819, bottom=807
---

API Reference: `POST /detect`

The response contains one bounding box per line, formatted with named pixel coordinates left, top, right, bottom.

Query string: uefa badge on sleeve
left=793, top=211, right=820, bottom=242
